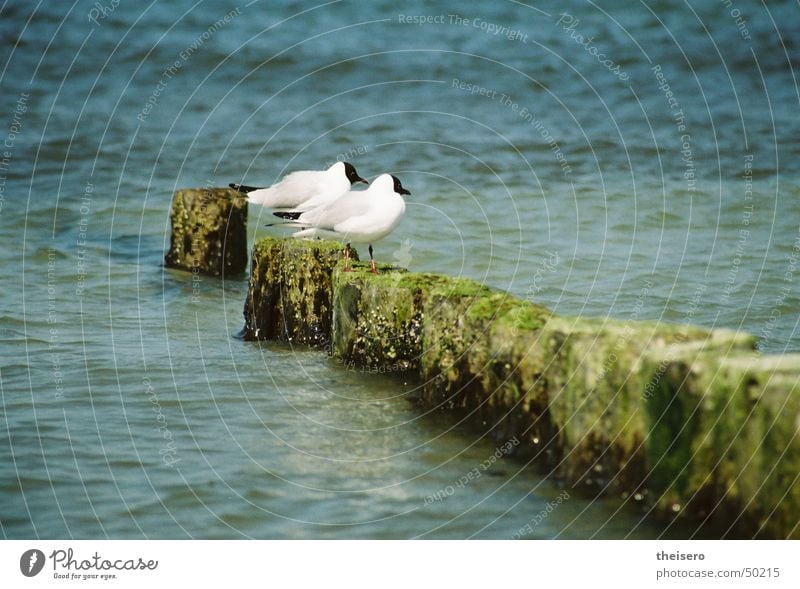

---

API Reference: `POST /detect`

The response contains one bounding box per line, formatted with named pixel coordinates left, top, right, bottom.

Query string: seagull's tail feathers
left=272, top=211, right=303, bottom=220
left=228, top=183, right=263, bottom=193
left=265, top=220, right=305, bottom=228
left=230, top=185, right=282, bottom=206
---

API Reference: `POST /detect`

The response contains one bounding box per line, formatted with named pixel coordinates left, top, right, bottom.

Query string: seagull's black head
left=391, top=175, right=411, bottom=196
left=343, top=162, right=368, bottom=185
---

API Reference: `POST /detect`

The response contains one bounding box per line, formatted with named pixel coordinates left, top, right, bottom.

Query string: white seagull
left=272, top=173, right=410, bottom=273
left=229, top=161, right=368, bottom=211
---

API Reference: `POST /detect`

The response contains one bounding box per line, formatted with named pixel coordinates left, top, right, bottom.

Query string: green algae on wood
left=242, top=237, right=800, bottom=538
left=165, top=187, right=248, bottom=276
left=641, top=349, right=800, bottom=538
left=243, top=237, right=356, bottom=344
left=333, top=266, right=421, bottom=371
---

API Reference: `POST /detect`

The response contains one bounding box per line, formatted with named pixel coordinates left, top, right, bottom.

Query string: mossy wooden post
left=242, top=237, right=356, bottom=343
left=243, top=237, right=800, bottom=538
left=165, top=187, right=248, bottom=276
left=642, top=351, right=800, bottom=538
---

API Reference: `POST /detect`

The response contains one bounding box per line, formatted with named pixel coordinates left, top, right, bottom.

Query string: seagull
left=229, top=161, right=368, bottom=211
left=271, top=174, right=410, bottom=274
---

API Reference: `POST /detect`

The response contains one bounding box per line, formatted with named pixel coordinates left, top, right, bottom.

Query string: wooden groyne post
left=243, top=236, right=800, bottom=538
left=165, top=187, right=248, bottom=276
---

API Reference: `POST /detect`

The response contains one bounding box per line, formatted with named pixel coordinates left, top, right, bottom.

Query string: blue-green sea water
left=1, top=0, right=798, bottom=539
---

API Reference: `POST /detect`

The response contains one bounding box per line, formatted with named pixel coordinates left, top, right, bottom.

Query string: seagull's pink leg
left=344, top=243, right=352, bottom=272
left=369, top=244, right=378, bottom=274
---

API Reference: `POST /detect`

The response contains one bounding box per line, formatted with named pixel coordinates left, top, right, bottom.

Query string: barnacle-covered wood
left=244, top=237, right=800, bottom=538
left=165, top=187, right=248, bottom=276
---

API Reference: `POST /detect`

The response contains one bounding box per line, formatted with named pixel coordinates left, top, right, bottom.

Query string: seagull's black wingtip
left=273, top=211, right=302, bottom=220
left=229, top=183, right=261, bottom=193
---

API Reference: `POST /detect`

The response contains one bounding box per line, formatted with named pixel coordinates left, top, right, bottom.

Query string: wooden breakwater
left=165, top=187, right=248, bottom=276
left=241, top=236, right=800, bottom=538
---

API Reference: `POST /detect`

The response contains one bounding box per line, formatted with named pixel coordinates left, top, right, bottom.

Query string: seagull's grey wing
left=272, top=170, right=326, bottom=202
left=299, top=191, right=367, bottom=229
left=247, top=170, right=325, bottom=208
